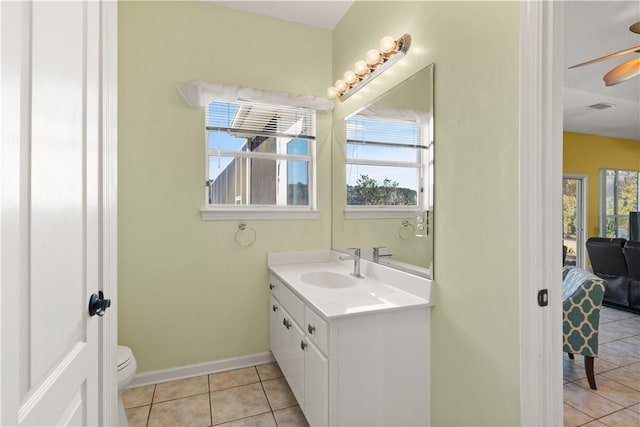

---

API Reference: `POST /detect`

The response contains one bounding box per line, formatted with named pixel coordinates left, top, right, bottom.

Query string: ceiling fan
left=569, top=21, right=640, bottom=86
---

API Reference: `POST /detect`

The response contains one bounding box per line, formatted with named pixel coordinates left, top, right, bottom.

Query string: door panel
left=304, top=340, right=328, bottom=427
left=30, top=0, right=87, bottom=386
left=1, top=1, right=102, bottom=425
left=275, top=306, right=305, bottom=409
left=270, top=296, right=284, bottom=362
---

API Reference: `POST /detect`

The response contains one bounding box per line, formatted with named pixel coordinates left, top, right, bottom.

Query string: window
left=345, top=113, right=429, bottom=214
left=203, top=100, right=317, bottom=219
left=600, top=169, right=640, bottom=238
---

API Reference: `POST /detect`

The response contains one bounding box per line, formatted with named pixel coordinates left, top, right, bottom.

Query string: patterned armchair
left=563, top=267, right=606, bottom=390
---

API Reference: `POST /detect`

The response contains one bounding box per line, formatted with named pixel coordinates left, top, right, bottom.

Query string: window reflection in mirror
left=346, top=105, right=427, bottom=208
left=332, top=64, right=434, bottom=279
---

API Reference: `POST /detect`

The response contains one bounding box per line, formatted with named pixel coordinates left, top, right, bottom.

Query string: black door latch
left=537, top=289, right=549, bottom=307
left=88, top=291, right=111, bottom=316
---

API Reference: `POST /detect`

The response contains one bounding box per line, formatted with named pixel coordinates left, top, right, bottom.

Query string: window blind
left=346, top=116, right=424, bottom=149
left=206, top=101, right=316, bottom=141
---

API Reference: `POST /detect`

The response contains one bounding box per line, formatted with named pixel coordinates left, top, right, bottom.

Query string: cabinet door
left=304, top=339, right=328, bottom=427
left=269, top=296, right=284, bottom=362
left=274, top=305, right=305, bottom=409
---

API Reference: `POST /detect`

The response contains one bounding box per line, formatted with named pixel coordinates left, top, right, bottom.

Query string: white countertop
left=268, top=256, right=431, bottom=319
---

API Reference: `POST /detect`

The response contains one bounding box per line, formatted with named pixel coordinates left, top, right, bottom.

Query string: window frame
left=201, top=100, right=319, bottom=221
left=599, top=168, right=640, bottom=238
left=344, top=115, right=430, bottom=219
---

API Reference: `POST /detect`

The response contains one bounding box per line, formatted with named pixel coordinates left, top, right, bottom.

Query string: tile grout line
left=208, top=373, right=213, bottom=427
left=210, top=366, right=276, bottom=427
left=564, top=400, right=595, bottom=421
left=592, top=406, right=639, bottom=425
left=150, top=390, right=211, bottom=405
left=145, top=385, right=155, bottom=427
left=259, top=370, right=275, bottom=415
left=565, top=392, right=627, bottom=425
left=257, top=366, right=284, bottom=427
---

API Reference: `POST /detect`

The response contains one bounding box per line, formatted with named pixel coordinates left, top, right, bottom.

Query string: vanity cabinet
left=269, top=295, right=306, bottom=408
left=270, top=276, right=328, bottom=427
left=269, top=273, right=429, bottom=427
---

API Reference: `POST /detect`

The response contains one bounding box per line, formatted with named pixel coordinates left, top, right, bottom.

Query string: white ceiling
left=206, top=1, right=354, bottom=31
left=208, top=1, right=640, bottom=141
left=564, top=1, right=640, bottom=141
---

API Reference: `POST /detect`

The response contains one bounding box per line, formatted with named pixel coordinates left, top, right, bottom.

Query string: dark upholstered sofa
left=585, top=237, right=640, bottom=312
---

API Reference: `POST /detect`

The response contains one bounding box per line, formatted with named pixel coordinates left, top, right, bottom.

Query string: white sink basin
left=300, top=271, right=358, bottom=288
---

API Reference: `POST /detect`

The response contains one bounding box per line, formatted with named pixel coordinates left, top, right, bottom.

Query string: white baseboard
left=128, top=352, right=275, bottom=388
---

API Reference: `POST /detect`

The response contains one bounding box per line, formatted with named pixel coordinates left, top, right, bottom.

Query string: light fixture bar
left=327, top=34, right=412, bottom=102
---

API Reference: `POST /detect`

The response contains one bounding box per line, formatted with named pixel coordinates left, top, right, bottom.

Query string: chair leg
left=567, top=352, right=574, bottom=360
left=585, top=356, right=597, bottom=390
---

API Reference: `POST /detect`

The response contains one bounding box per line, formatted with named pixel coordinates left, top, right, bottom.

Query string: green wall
left=120, top=1, right=521, bottom=425
left=118, top=1, right=332, bottom=371
left=564, top=131, right=640, bottom=238
left=332, top=2, right=520, bottom=425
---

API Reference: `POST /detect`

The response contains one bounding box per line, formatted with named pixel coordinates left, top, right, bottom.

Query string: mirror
left=331, top=64, right=434, bottom=278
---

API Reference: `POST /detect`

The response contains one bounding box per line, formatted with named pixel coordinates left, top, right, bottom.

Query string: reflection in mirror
left=332, top=64, right=434, bottom=278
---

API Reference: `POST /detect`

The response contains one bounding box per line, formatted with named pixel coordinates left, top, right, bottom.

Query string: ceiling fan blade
left=569, top=45, right=640, bottom=69
left=604, top=57, right=640, bottom=86
left=631, top=21, right=640, bottom=34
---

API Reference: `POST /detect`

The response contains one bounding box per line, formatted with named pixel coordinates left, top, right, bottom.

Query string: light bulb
left=327, top=86, right=338, bottom=99
left=366, top=49, right=381, bottom=66
left=380, top=36, right=397, bottom=54
left=343, top=70, right=357, bottom=85
left=354, top=60, right=369, bottom=76
left=335, top=79, right=347, bottom=93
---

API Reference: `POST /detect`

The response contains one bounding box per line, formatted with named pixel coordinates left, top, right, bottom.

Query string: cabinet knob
left=282, top=318, right=291, bottom=330
left=300, top=340, right=307, bottom=350
left=272, top=304, right=278, bottom=312
left=269, top=283, right=275, bottom=290
left=308, top=324, right=315, bottom=334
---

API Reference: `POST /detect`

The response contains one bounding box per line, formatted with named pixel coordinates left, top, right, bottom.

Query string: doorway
left=563, top=175, right=588, bottom=268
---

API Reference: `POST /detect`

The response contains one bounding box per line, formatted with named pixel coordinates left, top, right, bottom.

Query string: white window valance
left=178, top=80, right=334, bottom=111
left=356, top=104, right=431, bottom=124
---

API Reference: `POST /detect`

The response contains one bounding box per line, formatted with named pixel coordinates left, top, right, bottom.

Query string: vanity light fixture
left=327, top=34, right=411, bottom=102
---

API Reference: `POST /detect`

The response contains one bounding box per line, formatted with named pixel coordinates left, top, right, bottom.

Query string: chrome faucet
left=373, top=246, right=393, bottom=263
left=340, top=248, right=364, bottom=278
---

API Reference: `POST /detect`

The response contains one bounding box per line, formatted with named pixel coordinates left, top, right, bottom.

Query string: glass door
left=563, top=176, right=586, bottom=267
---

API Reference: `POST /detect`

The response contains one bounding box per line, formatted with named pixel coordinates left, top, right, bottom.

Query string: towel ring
left=399, top=220, right=415, bottom=240
left=235, top=222, right=256, bottom=247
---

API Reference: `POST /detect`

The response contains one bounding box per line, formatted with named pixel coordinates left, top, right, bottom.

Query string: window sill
left=201, top=207, right=320, bottom=221
left=344, top=207, right=423, bottom=219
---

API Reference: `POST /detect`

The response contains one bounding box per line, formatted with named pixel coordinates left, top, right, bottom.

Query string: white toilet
left=117, top=345, right=137, bottom=427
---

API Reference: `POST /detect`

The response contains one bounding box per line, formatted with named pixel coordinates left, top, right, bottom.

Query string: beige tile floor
left=124, top=305, right=639, bottom=427
left=123, top=363, right=310, bottom=427
left=564, top=306, right=640, bottom=427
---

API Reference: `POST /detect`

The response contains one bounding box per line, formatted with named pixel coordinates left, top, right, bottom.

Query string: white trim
left=0, top=3, right=28, bottom=423
left=563, top=174, right=588, bottom=269
left=580, top=175, right=589, bottom=269
left=201, top=207, right=320, bottom=221
left=519, top=1, right=564, bottom=426
left=344, top=208, right=422, bottom=219
left=178, top=80, right=334, bottom=111
left=100, top=1, right=118, bottom=425
left=129, top=352, right=275, bottom=388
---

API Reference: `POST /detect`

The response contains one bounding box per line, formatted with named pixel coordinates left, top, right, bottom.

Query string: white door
left=1, top=1, right=110, bottom=425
